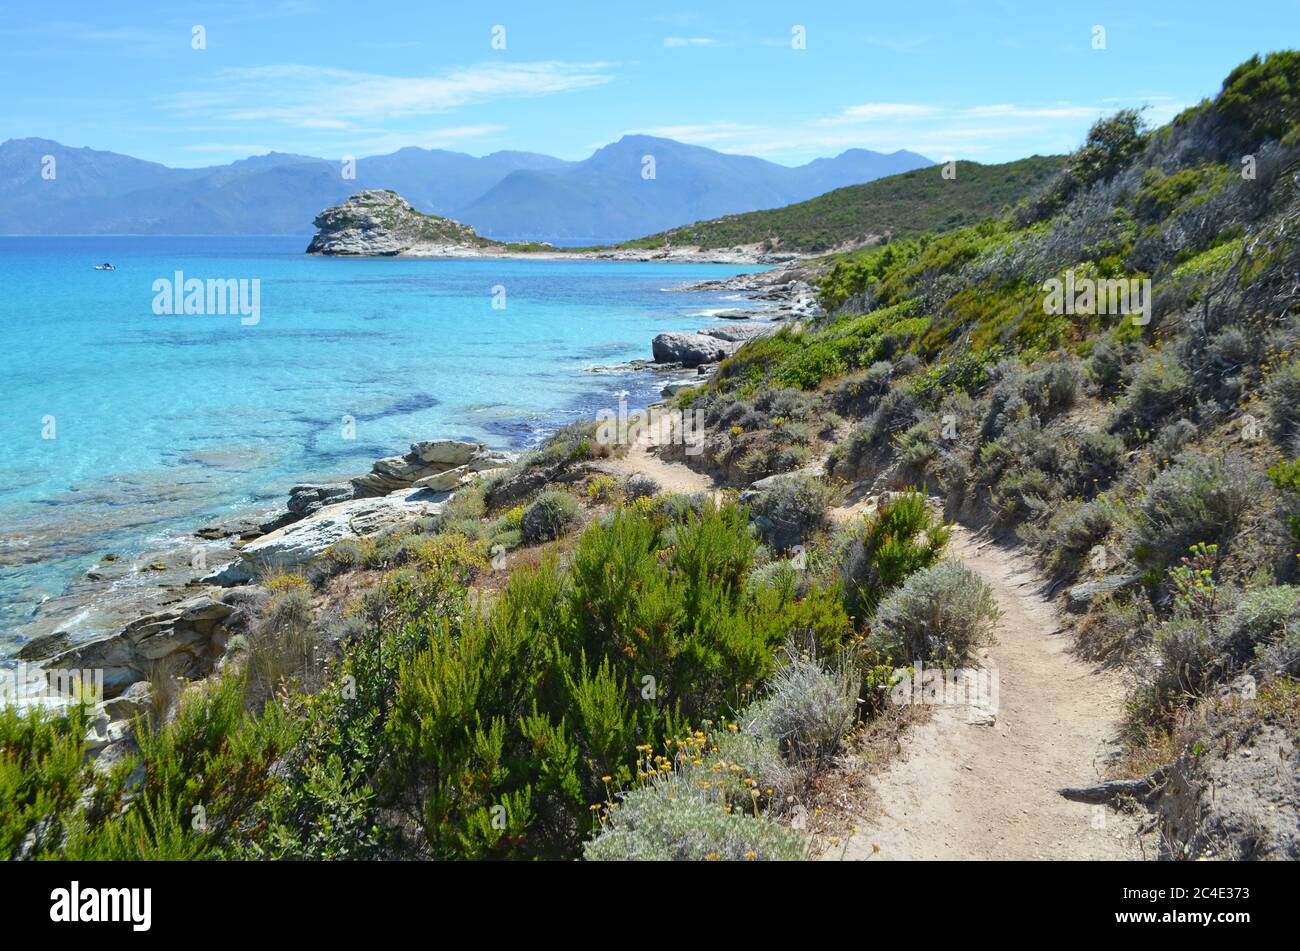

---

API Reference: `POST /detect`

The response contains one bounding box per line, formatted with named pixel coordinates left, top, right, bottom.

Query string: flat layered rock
left=37, top=591, right=241, bottom=700
left=351, top=440, right=509, bottom=496
left=204, top=487, right=448, bottom=585
left=697, top=322, right=781, bottom=343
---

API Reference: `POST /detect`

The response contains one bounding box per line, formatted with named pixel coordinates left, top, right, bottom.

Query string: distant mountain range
left=0, top=136, right=932, bottom=244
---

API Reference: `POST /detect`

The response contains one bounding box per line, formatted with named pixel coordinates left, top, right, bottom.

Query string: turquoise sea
left=0, top=236, right=763, bottom=655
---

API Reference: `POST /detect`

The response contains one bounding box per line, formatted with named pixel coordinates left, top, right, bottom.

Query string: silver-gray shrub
left=582, top=771, right=807, bottom=861
left=520, top=489, right=581, bottom=544
left=744, top=649, right=859, bottom=770
left=867, top=560, right=1000, bottom=665
left=749, top=475, right=835, bottom=552
left=623, top=474, right=661, bottom=500
left=1227, top=585, right=1300, bottom=668
left=1111, top=349, right=1193, bottom=436
left=1132, top=452, right=1261, bottom=570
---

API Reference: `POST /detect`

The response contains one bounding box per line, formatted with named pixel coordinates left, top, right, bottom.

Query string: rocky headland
left=307, top=189, right=812, bottom=265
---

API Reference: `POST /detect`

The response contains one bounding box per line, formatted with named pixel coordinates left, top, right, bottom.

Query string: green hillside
left=618, top=154, right=1066, bottom=253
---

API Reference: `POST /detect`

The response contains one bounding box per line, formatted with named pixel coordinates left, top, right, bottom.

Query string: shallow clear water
left=0, top=236, right=761, bottom=651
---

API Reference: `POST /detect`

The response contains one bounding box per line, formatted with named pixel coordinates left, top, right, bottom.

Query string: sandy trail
left=605, top=434, right=1145, bottom=859
left=822, top=516, right=1144, bottom=860
left=594, top=429, right=717, bottom=495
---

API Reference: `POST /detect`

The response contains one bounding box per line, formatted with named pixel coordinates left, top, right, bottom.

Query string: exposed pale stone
left=412, top=465, right=471, bottom=492
left=205, top=487, right=446, bottom=584
left=39, top=591, right=241, bottom=699
left=412, top=439, right=480, bottom=466
left=652, top=331, right=737, bottom=367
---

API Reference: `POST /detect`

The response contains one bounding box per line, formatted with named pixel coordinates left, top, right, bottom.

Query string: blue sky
left=3, top=0, right=1297, bottom=167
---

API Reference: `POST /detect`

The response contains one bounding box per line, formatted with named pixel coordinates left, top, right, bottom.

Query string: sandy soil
left=594, top=429, right=718, bottom=496
left=820, top=516, right=1146, bottom=860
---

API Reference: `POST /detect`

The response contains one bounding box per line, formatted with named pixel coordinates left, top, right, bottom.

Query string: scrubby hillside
left=619, top=155, right=1065, bottom=254
left=668, top=52, right=1300, bottom=858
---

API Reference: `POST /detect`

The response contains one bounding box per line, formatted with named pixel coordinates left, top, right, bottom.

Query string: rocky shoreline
left=643, top=262, right=820, bottom=374
left=14, top=438, right=511, bottom=687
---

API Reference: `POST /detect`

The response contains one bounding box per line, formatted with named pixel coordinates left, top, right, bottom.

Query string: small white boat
left=94, top=262, right=115, bottom=270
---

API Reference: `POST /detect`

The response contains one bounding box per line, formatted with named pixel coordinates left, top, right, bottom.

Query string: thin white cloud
left=646, top=94, right=1188, bottom=164
left=633, top=122, right=764, bottom=143
left=840, top=103, right=940, bottom=120
left=164, top=61, right=615, bottom=127
left=292, top=118, right=352, bottom=129
left=964, top=104, right=1102, bottom=119
left=663, top=36, right=717, bottom=48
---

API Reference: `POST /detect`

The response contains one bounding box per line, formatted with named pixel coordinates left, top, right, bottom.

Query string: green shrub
left=377, top=501, right=850, bottom=859
left=1268, top=458, right=1300, bottom=551
left=66, top=676, right=299, bottom=859
left=525, top=420, right=610, bottom=469
left=521, top=489, right=582, bottom=544
left=840, top=492, right=950, bottom=624
left=867, top=560, right=1000, bottom=665
left=0, top=703, right=91, bottom=859
left=1206, top=51, right=1300, bottom=146
left=62, top=788, right=209, bottom=861
left=232, top=575, right=447, bottom=859
left=1028, top=109, right=1148, bottom=217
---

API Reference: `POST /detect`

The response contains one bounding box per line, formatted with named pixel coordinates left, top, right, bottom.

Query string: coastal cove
left=0, top=235, right=771, bottom=659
